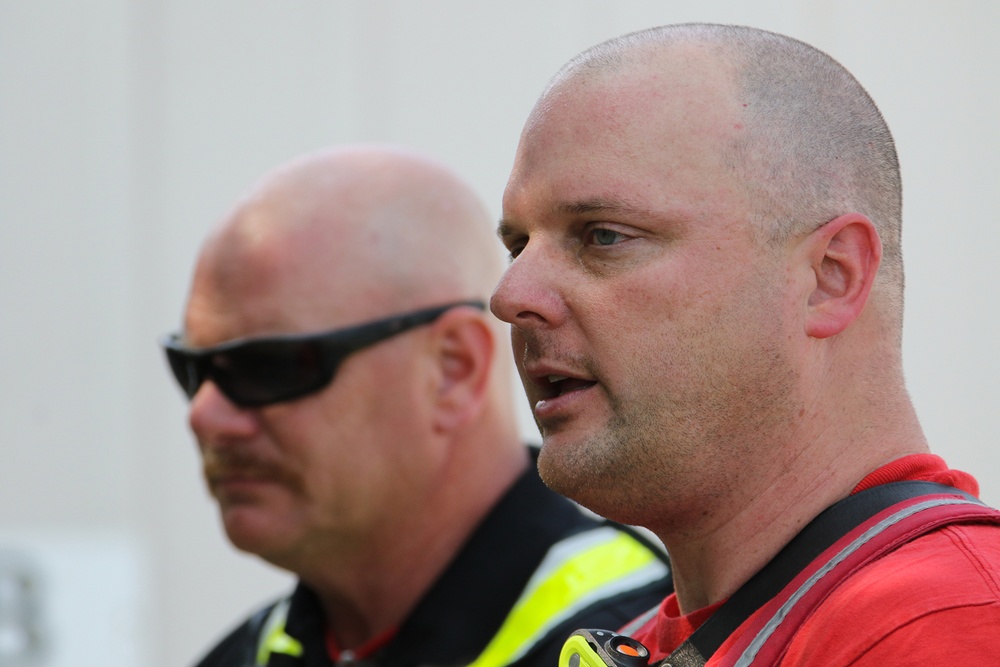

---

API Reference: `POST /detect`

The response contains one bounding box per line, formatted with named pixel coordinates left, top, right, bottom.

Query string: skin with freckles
left=490, top=26, right=929, bottom=613
left=180, top=145, right=527, bottom=647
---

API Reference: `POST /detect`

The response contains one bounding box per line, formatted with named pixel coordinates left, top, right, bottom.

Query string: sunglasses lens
left=164, top=347, right=202, bottom=398
left=212, top=340, right=334, bottom=406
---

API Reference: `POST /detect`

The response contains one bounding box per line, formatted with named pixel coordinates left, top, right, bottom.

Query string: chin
left=220, top=506, right=296, bottom=562
left=537, top=432, right=649, bottom=524
left=537, top=439, right=600, bottom=502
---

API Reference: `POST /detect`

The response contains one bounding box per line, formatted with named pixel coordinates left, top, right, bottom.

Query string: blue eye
left=591, top=228, right=622, bottom=246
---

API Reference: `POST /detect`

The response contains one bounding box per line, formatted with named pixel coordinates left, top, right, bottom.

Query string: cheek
left=578, top=267, right=678, bottom=351
left=588, top=261, right=753, bottom=376
left=315, top=352, right=439, bottom=486
left=291, top=412, right=391, bottom=529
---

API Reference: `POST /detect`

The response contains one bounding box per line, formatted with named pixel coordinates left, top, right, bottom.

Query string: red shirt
left=630, top=455, right=1000, bottom=665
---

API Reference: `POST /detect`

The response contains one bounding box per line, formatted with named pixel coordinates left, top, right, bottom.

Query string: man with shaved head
left=491, top=23, right=1000, bottom=665
left=162, top=145, right=671, bottom=667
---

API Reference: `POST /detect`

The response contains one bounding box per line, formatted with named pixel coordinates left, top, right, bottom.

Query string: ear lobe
left=804, top=213, right=882, bottom=339
left=431, top=310, right=494, bottom=433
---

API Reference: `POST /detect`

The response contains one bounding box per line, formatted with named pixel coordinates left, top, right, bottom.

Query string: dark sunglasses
left=160, top=300, right=485, bottom=408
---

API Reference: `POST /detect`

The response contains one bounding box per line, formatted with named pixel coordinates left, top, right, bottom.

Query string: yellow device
left=559, top=629, right=651, bottom=667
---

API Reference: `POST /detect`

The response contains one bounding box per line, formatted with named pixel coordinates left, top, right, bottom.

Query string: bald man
left=491, top=24, right=1000, bottom=665
left=161, top=145, right=671, bottom=667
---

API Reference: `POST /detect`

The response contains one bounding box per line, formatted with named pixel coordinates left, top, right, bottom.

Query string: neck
left=660, top=398, right=929, bottom=614
left=661, top=461, right=848, bottom=613
left=306, top=529, right=466, bottom=648
left=304, top=437, right=529, bottom=649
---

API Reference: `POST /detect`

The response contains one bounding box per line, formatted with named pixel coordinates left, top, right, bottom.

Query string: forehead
left=182, top=206, right=379, bottom=346
left=505, top=46, right=746, bottom=221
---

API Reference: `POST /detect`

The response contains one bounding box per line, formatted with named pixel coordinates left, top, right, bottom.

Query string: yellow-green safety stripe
left=467, top=526, right=668, bottom=667
left=256, top=598, right=303, bottom=665
left=254, top=526, right=667, bottom=667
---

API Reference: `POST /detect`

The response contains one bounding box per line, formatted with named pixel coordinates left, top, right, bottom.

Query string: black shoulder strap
left=662, top=481, right=982, bottom=667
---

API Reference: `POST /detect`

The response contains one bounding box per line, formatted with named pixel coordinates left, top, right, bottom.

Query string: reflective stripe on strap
left=731, top=497, right=987, bottom=667
left=256, top=598, right=304, bottom=666
left=468, top=526, right=669, bottom=667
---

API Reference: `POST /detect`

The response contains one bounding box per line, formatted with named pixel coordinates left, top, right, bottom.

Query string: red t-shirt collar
left=325, top=625, right=398, bottom=663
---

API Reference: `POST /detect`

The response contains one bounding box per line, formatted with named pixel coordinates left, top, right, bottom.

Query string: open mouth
left=540, top=374, right=597, bottom=398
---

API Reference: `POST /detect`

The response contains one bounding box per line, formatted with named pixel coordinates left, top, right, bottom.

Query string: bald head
left=536, top=23, right=904, bottom=329
left=194, top=145, right=502, bottom=331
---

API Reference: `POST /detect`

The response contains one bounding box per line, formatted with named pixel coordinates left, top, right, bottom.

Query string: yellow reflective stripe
left=256, top=598, right=304, bottom=665
left=467, top=527, right=666, bottom=667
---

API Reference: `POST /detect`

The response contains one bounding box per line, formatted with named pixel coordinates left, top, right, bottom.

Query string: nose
left=489, top=241, right=565, bottom=331
left=188, top=381, right=260, bottom=448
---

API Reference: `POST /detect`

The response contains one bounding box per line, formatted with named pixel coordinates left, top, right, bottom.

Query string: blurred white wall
left=0, top=1, right=997, bottom=665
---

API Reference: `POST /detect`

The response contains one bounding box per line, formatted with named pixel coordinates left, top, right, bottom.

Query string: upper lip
left=524, top=362, right=587, bottom=385
left=201, top=447, right=284, bottom=484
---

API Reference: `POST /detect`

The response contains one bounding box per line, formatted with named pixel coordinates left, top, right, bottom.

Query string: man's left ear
left=803, top=212, right=882, bottom=339
left=429, top=308, right=493, bottom=433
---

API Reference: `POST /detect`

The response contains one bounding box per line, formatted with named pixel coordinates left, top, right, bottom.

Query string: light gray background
left=1, top=2, right=997, bottom=665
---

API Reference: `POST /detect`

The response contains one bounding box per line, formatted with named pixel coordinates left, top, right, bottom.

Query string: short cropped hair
left=556, top=23, right=905, bottom=325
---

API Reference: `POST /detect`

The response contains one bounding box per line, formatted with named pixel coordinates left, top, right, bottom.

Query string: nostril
left=513, top=309, right=551, bottom=327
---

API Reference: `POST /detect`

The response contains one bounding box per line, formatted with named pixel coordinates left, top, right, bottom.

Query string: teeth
left=547, top=375, right=569, bottom=383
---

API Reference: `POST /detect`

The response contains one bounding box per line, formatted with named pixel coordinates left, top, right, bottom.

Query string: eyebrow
left=497, top=197, right=662, bottom=239
left=496, top=219, right=519, bottom=241
left=558, top=197, right=654, bottom=217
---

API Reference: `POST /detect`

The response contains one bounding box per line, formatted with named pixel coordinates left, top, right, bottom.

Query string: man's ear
left=428, top=307, right=494, bottom=433
left=803, top=213, right=882, bottom=339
